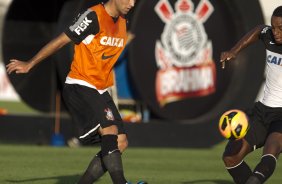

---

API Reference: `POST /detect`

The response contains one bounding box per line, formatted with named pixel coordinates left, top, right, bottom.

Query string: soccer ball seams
left=218, top=109, right=249, bottom=140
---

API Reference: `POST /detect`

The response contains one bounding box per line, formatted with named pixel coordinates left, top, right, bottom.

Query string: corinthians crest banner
left=2, top=0, right=266, bottom=122
left=154, top=0, right=216, bottom=106
left=129, top=0, right=265, bottom=121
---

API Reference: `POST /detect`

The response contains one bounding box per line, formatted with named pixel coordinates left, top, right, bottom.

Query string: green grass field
left=0, top=142, right=281, bottom=184
left=0, top=101, right=40, bottom=115
left=0, top=101, right=281, bottom=183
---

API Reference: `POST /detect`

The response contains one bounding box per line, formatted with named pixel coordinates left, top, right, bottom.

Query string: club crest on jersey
left=104, top=108, right=114, bottom=121
left=154, top=0, right=216, bottom=106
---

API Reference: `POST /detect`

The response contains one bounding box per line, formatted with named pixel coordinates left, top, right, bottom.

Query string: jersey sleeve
left=259, top=26, right=272, bottom=42
left=64, top=9, right=99, bottom=44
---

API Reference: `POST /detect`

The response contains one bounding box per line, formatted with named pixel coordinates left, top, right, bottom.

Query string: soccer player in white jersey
left=220, top=6, right=282, bottom=184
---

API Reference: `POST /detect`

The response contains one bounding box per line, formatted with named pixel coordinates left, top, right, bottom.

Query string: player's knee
left=222, top=139, right=251, bottom=166
left=264, top=132, right=282, bottom=157
left=222, top=146, right=242, bottom=166
left=118, top=138, right=128, bottom=152
left=222, top=154, right=243, bottom=167
left=264, top=143, right=282, bottom=158
left=101, top=125, right=118, bottom=135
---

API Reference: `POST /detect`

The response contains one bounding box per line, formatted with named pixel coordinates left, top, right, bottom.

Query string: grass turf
left=0, top=142, right=281, bottom=184
left=0, top=101, right=40, bottom=115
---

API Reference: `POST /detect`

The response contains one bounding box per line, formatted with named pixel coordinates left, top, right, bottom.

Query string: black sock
left=253, top=154, right=277, bottom=183
left=78, top=151, right=107, bottom=184
left=245, top=175, right=261, bottom=184
left=103, top=152, right=127, bottom=184
left=226, top=160, right=252, bottom=184
left=101, top=135, right=127, bottom=184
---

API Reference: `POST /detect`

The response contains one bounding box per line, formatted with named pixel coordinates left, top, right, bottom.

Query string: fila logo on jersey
left=74, top=17, right=92, bottom=35
left=100, top=36, right=124, bottom=47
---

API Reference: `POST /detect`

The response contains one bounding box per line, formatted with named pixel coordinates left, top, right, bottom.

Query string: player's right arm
left=6, top=33, right=71, bottom=74
left=220, top=25, right=266, bottom=68
left=6, top=7, right=99, bottom=75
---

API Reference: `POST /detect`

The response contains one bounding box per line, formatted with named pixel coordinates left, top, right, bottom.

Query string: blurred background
left=0, top=0, right=281, bottom=147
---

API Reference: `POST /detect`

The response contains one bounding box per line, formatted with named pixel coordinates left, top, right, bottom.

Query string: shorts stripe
left=79, top=124, right=100, bottom=139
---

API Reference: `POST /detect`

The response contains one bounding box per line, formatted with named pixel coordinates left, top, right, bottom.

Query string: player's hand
left=126, top=31, right=135, bottom=45
left=220, top=51, right=236, bottom=69
left=6, top=59, right=32, bottom=74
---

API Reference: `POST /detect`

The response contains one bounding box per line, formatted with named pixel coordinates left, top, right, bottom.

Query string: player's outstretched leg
left=78, top=134, right=128, bottom=184
left=101, top=134, right=127, bottom=184
left=245, top=132, right=282, bottom=184
left=222, top=139, right=253, bottom=184
left=245, top=154, right=276, bottom=184
left=77, top=151, right=106, bottom=184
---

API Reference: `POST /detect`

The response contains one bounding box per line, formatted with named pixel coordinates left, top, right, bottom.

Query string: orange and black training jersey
left=64, top=4, right=127, bottom=90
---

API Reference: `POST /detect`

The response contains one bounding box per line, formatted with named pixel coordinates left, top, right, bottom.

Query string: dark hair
left=272, top=6, right=282, bottom=17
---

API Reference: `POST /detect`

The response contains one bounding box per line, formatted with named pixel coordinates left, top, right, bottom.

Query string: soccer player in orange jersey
left=6, top=0, right=136, bottom=183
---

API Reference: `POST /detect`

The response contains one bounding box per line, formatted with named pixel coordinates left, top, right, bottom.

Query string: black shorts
left=63, top=83, right=125, bottom=144
left=244, top=101, right=282, bottom=150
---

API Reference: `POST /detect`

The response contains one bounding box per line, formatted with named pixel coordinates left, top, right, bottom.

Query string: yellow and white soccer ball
left=218, top=109, right=249, bottom=140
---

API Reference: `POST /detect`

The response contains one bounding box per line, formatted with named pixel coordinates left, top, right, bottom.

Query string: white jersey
left=260, top=26, right=282, bottom=107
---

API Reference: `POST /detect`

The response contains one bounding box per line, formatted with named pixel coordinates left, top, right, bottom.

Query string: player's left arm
left=64, top=9, right=99, bottom=44
left=126, top=31, right=135, bottom=45
left=220, top=24, right=266, bottom=68
left=6, top=33, right=71, bottom=74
